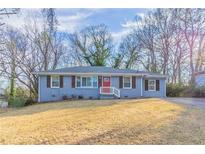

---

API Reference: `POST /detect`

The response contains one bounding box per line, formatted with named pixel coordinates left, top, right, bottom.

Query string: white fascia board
left=144, top=75, right=167, bottom=79
left=33, top=72, right=167, bottom=78
left=33, top=72, right=144, bottom=76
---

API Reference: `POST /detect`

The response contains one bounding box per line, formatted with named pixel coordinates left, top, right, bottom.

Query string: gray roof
left=34, top=66, right=166, bottom=77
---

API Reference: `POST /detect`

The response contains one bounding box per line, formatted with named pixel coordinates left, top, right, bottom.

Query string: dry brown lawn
left=0, top=98, right=205, bottom=144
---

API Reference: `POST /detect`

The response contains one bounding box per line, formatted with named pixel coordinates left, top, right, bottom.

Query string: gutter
left=32, top=72, right=167, bottom=78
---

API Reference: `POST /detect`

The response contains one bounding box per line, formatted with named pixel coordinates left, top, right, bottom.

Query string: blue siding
left=142, top=78, right=166, bottom=97
left=111, top=76, right=142, bottom=98
left=121, top=77, right=142, bottom=98
left=39, top=75, right=99, bottom=102
left=39, top=75, right=166, bottom=102
left=196, top=74, right=205, bottom=86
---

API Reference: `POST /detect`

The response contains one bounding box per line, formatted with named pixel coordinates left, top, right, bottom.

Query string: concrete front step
left=99, top=94, right=119, bottom=99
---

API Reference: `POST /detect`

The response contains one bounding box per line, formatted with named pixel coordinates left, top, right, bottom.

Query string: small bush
left=62, top=95, right=69, bottom=100
left=78, top=95, right=84, bottom=99
left=89, top=96, right=93, bottom=99
left=71, top=94, right=77, bottom=99
left=8, top=96, right=26, bottom=107
left=25, top=98, right=36, bottom=106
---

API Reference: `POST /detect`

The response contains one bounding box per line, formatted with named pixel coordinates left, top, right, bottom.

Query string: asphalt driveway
left=165, top=97, right=205, bottom=108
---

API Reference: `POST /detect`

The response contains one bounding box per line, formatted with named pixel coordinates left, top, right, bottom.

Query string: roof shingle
left=35, top=66, right=165, bottom=77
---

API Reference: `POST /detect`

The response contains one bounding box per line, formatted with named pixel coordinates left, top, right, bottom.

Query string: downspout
left=165, top=77, right=167, bottom=97
left=141, top=75, right=143, bottom=97
left=38, top=75, right=41, bottom=102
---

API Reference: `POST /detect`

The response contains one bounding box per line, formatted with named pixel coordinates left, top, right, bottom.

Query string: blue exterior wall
left=111, top=76, right=142, bottom=98
left=196, top=74, right=205, bottom=86
left=39, top=75, right=99, bottom=102
left=142, top=78, right=166, bottom=97
left=39, top=75, right=166, bottom=102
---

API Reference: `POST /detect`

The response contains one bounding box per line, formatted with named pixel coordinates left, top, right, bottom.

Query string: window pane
left=93, top=76, right=97, bottom=87
left=149, top=86, right=155, bottom=90
left=82, top=77, right=86, bottom=86
left=148, top=80, right=156, bottom=90
left=124, top=77, right=131, bottom=88
left=86, top=77, right=92, bottom=86
left=80, top=76, right=98, bottom=87
left=103, top=77, right=109, bottom=82
left=52, top=76, right=59, bottom=87
left=149, top=80, right=155, bottom=85
left=124, top=82, right=130, bottom=87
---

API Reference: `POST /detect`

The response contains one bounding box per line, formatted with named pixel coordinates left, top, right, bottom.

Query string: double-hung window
left=82, top=77, right=92, bottom=87
left=123, top=76, right=131, bottom=88
left=148, top=80, right=156, bottom=91
left=51, top=76, right=60, bottom=88
left=76, top=76, right=98, bottom=88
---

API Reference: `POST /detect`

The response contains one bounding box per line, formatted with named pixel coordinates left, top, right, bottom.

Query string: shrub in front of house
left=62, top=95, right=71, bottom=100
left=78, top=95, right=84, bottom=99
left=8, top=96, right=27, bottom=107
left=24, top=98, right=37, bottom=106
left=71, top=94, right=77, bottom=99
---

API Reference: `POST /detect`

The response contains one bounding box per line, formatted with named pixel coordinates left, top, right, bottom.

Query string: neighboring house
left=34, top=66, right=167, bottom=102
left=195, top=71, right=205, bottom=87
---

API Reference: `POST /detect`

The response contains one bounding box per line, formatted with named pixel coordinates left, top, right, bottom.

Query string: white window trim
left=51, top=75, right=60, bottom=88
left=148, top=79, right=156, bottom=91
left=76, top=76, right=98, bottom=88
left=123, top=76, right=132, bottom=89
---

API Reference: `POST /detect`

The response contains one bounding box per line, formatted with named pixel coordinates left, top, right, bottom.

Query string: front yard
left=0, top=98, right=205, bottom=144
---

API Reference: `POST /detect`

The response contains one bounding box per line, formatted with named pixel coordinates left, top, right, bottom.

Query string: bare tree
left=0, top=8, right=20, bottom=77
left=111, top=51, right=125, bottom=69
left=136, top=12, right=159, bottom=72
left=0, top=10, right=66, bottom=98
left=0, top=8, right=20, bottom=27
left=69, top=24, right=113, bottom=66
left=0, top=27, right=25, bottom=96
left=125, top=8, right=205, bottom=84
left=176, top=9, right=205, bottom=84
left=118, top=32, right=142, bottom=69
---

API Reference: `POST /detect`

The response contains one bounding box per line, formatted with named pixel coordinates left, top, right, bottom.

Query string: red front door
left=103, top=76, right=110, bottom=87
left=102, top=76, right=111, bottom=93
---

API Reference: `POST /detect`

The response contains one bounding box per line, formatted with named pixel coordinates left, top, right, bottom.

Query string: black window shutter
left=119, top=76, right=123, bottom=88
left=60, top=76, right=63, bottom=88
left=47, top=75, right=51, bottom=88
left=98, top=76, right=102, bottom=87
left=145, top=80, right=148, bottom=91
left=71, top=76, right=75, bottom=88
left=156, top=80, right=160, bottom=91
left=132, top=76, right=136, bottom=89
